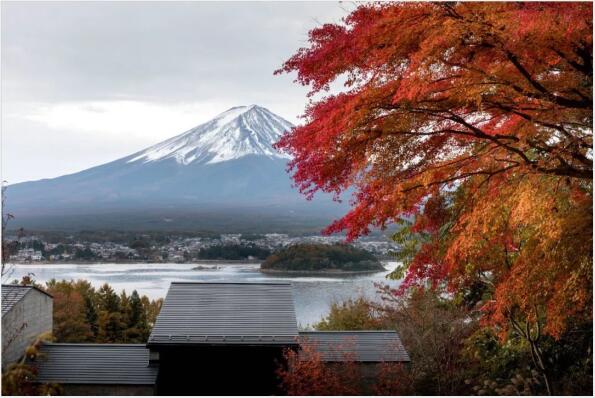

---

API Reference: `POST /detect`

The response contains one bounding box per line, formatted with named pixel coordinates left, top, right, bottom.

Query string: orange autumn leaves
left=276, top=2, right=592, bottom=338
left=482, top=177, right=591, bottom=338
left=444, top=174, right=592, bottom=338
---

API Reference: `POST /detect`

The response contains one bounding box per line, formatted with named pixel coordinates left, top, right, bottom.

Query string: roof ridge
left=170, top=281, right=292, bottom=286
left=300, top=330, right=398, bottom=333
left=0, top=284, right=54, bottom=306
left=2, top=284, right=32, bottom=287
left=42, top=343, right=147, bottom=347
left=1, top=284, right=53, bottom=299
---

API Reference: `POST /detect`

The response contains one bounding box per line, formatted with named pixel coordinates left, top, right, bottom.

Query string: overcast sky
left=1, top=1, right=352, bottom=184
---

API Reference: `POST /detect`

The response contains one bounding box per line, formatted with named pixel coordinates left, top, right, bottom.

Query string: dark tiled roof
left=35, top=344, right=158, bottom=385
left=299, top=331, right=410, bottom=363
left=1, top=285, right=52, bottom=316
left=148, top=282, right=299, bottom=346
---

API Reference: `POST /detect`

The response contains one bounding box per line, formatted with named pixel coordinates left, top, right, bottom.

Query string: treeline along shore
left=6, top=231, right=398, bottom=265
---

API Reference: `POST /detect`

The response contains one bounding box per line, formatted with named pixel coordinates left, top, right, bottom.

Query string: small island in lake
left=195, top=244, right=271, bottom=261
left=191, top=265, right=221, bottom=271
left=260, top=243, right=385, bottom=274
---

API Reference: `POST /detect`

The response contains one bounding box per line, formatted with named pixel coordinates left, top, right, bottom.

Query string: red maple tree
left=275, top=1, right=592, bottom=342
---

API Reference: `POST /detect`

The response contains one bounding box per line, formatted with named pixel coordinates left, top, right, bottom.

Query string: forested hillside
left=261, top=243, right=383, bottom=272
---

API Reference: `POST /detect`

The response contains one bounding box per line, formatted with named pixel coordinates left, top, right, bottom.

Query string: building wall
left=61, top=384, right=155, bottom=396
left=155, top=345, right=288, bottom=395
left=2, top=291, right=53, bottom=370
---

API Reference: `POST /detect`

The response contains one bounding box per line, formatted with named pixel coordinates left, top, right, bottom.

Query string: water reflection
left=7, top=262, right=400, bottom=328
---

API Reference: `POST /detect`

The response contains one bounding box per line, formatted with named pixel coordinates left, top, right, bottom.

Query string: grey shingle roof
left=2, top=285, right=52, bottom=316
left=34, top=344, right=158, bottom=385
left=148, top=282, right=299, bottom=346
left=299, top=331, right=410, bottom=363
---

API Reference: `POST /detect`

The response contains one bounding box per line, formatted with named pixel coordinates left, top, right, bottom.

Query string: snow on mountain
left=127, top=105, right=293, bottom=165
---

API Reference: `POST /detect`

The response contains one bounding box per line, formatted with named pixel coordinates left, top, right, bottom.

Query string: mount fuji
left=127, top=105, right=294, bottom=166
left=5, top=105, right=347, bottom=232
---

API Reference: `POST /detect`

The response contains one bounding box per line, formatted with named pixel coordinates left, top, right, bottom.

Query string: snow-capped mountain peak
left=127, top=105, right=294, bottom=165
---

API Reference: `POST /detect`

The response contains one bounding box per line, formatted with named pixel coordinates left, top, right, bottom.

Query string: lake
left=4, top=261, right=401, bottom=328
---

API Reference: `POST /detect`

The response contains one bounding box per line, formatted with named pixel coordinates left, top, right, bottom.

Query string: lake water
left=4, top=262, right=400, bottom=328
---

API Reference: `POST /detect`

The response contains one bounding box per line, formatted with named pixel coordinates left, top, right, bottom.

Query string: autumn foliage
left=276, top=1, right=592, bottom=342
left=14, top=278, right=163, bottom=344
left=278, top=338, right=411, bottom=395
left=1, top=333, right=62, bottom=396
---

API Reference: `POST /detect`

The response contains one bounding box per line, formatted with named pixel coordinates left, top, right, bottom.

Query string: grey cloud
left=2, top=1, right=350, bottom=103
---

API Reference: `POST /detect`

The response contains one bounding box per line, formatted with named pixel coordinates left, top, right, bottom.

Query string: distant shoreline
left=259, top=267, right=386, bottom=276
left=8, top=259, right=263, bottom=265
left=9, top=257, right=395, bottom=266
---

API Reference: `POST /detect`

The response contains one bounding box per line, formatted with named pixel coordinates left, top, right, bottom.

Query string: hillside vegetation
left=196, top=244, right=271, bottom=260
left=260, top=243, right=383, bottom=272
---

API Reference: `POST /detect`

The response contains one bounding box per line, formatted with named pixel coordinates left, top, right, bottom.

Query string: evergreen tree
left=84, top=294, right=99, bottom=339
left=96, top=284, right=124, bottom=343
left=97, top=283, right=120, bottom=313
left=124, top=290, right=149, bottom=343
left=129, top=290, right=142, bottom=327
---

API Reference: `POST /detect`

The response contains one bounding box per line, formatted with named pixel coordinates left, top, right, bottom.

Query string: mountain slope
left=5, top=105, right=347, bottom=231
left=127, top=105, right=293, bottom=165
